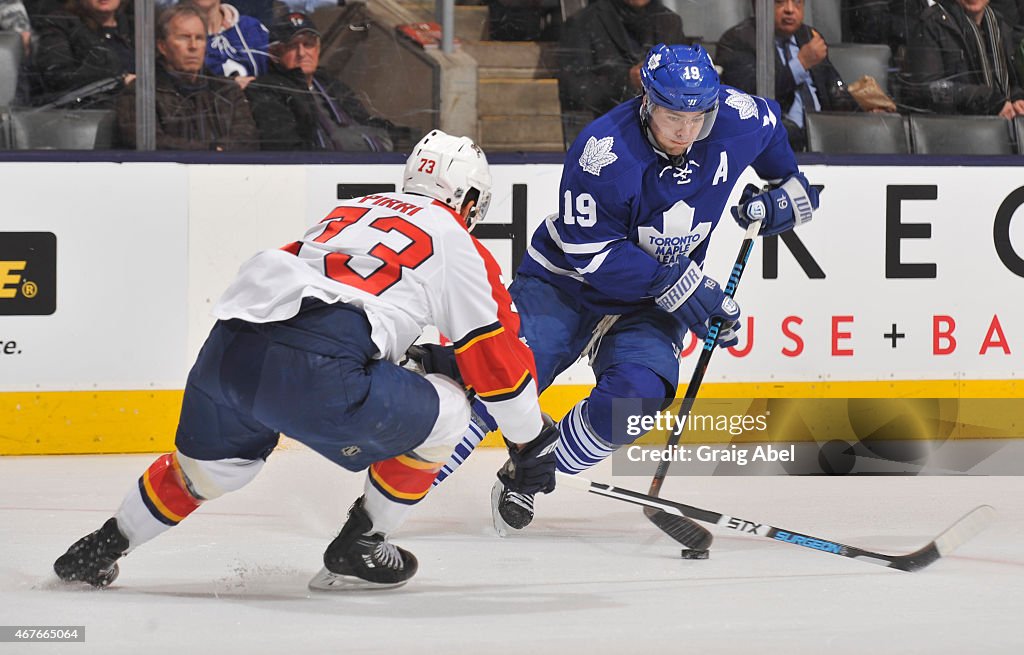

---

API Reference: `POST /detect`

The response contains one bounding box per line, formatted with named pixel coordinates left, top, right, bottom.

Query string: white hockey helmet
left=403, top=130, right=492, bottom=231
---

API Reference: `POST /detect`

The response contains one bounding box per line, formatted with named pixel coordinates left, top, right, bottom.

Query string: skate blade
left=307, top=567, right=409, bottom=592
left=490, top=480, right=509, bottom=538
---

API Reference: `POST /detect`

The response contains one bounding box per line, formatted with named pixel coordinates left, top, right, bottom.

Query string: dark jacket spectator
left=558, top=0, right=684, bottom=129
left=117, top=65, right=261, bottom=150
left=844, top=1, right=933, bottom=52
left=245, top=62, right=398, bottom=150
left=991, top=0, right=1024, bottom=44
left=34, top=0, right=134, bottom=107
left=906, top=0, right=1024, bottom=116
left=244, top=13, right=405, bottom=151
left=116, top=5, right=259, bottom=150
left=717, top=9, right=859, bottom=150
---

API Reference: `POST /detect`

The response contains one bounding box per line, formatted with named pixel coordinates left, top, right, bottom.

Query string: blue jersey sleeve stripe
left=544, top=217, right=616, bottom=255
left=575, top=250, right=611, bottom=275
left=526, top=243, right=585, bottom=281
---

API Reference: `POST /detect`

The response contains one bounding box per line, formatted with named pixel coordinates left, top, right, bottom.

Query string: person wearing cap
left=244, top=12, right=408, bottom=151
left=116, top=4, right=259, bottom=150
left=184, top=0, right=269, bottom=90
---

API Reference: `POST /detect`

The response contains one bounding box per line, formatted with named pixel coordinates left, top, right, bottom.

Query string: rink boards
left=1, top=161, right=1021, bottom=454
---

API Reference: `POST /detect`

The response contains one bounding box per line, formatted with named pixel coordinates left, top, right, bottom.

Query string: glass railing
left=0, top=0, right=1021, bottom=155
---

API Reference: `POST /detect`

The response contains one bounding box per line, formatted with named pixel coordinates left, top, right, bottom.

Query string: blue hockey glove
left=498, top=416, right=558, bottom=495
left=655, top=266, right=742, bottom=348
left=680, top=278, right=742, bottom=348
left=731, top=173, right=821, bottom=237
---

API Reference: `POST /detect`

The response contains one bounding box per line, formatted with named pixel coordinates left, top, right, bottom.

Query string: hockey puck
left=680, top=549, right=709, bottom=560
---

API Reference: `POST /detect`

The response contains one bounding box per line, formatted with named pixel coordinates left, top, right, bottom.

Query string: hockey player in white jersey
left=53, top=131, right=559, bottom=590
left=430, top=44, right=821, bottom=543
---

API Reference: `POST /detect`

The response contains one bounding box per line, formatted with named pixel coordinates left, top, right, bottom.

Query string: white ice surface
left=1, top=448, right=1021, bottom=654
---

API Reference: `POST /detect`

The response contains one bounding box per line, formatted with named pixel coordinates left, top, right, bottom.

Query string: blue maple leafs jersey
left=518, top=87, right=798, bottom=313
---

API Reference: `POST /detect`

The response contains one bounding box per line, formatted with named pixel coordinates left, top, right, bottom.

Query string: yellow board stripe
left=141, top=467, right=187, bottom=524
left=0, top=380, right=1019, bottom=455
left=453, top=326, right=504, bottom=354
left=1, top=390, right=184, bottom=455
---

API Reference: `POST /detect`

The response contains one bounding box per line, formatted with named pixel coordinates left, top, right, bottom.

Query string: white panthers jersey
left=213, top=192, right=543, bottom=443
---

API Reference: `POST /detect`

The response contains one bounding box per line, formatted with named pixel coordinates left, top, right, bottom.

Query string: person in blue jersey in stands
left=421, top=43, right=822, bottom=545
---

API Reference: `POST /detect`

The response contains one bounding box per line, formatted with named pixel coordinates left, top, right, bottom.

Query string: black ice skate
left=491, top=479, right=535, bottom=537
left=53, top=517, right=129, bottom=588
left=308, top=497, right=418, bottom=591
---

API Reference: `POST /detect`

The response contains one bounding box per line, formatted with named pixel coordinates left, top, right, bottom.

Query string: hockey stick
left=560, top=473, right=996, bottom=572
left=644, top=219, right=762, bottom=549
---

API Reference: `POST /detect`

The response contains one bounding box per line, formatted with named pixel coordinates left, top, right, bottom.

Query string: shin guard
left=116, top=453, right=202, bottom=550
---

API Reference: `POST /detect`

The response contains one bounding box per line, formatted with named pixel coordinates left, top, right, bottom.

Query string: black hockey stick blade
left=560, top=473, right=996, bottom=572
left=643, top=506, right=713, bottom=550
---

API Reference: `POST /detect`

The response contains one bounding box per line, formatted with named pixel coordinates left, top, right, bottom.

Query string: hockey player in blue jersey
left=427, top=43, right=821, bottom=542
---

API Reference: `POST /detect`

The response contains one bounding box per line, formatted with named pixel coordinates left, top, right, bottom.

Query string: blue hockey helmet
left=640, top=44, right=720, bottom=140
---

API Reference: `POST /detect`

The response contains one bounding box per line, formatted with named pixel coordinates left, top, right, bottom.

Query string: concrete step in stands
left=467, top=41, right=563, bottom=152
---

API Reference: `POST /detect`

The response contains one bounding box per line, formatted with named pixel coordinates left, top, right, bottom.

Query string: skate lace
left=505, top=491, right=534, bottom=512
left=372, top=541, right=404, bottom=570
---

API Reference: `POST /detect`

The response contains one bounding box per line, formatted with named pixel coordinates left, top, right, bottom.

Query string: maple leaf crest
left=578, top=136, right=618, bottom=176
left=647, top=52, right=662, bottom=71
left=725, top=89, right=758, bottom=120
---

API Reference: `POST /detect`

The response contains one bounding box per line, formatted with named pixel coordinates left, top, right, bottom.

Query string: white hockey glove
left=731, top=173, right=822, bottom=237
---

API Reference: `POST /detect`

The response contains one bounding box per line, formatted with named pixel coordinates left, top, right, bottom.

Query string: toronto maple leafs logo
left=579, top=136, right=618, bottom=176
left=647, top=52, right=662, bottom=71
left=637, top=200, right=711, bottom=265
left=725, top=89, right=758, bottom=120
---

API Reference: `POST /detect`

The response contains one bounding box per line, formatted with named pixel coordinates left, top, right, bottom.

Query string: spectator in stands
left=231, top=0, right=272, bottom=29
left=0, top=0, right=32, bottom=57
left=557, top=0, right=685, bottom=144
left=991, top=0, right=1024, bottom=44
left=717, top=0, right=859, bottom=151
left=184, top=0, right=269, bottom=90
left=245, top=12, right=409, bottom=151
left=34, top=0, right=134, bottom=108
left=116, top=4, right=259, bottom=150
left=906, top=0, right=1024, bottom=118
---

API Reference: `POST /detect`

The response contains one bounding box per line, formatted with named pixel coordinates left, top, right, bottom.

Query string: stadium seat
left=0, top=31, right=23, bottom=107
left=909, top=114, right=1015, bottom=155
left=805, top=111, right=909, bottom=154
left=828, top=44, right=892, bottom=93
left=5, top=109, right=116, bottom=150
left=664, top=0, right=752, bottom=45
left=801, top=0, right=842, bottom=45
